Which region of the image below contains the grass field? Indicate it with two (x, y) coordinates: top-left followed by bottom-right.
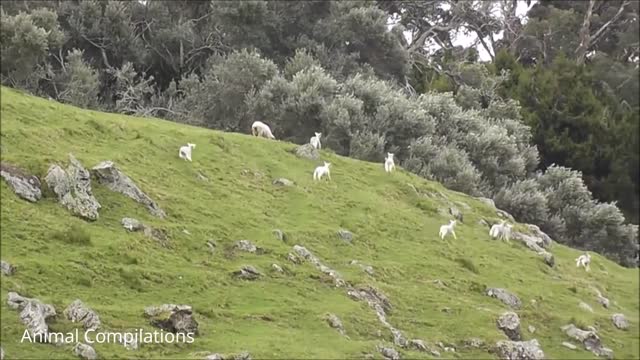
(0, 86), (638, 359)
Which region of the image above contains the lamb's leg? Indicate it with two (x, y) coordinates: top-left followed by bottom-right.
(452, 230), (457, 239)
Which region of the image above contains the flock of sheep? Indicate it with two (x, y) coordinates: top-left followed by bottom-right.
(179, 120), (594, 272)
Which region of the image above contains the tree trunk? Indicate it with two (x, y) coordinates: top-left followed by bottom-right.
(575, 0), (596, 65)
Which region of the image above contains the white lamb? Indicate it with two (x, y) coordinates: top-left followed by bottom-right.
(310, 132), (322, 149)
(576, 253), (591, 272)
(251, 121), (276, 140)
(439, 220), (457, 240)
(178, 143), (196, 162)
(384, 152), (396, 173)
(489, 220), (506, 239)
(490, 220), (512, 242)
(313, 162), (331, 181)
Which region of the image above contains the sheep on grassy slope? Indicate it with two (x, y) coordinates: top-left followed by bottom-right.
(490, 220), (512, 242)
(310, 132), (322, 150)
(384, 153), (395, 173)
(439, 219), (457, 240)
(179, 143), (196, 162)
(576, 253), (591, 271)
(251, 121), (276, 140)
(313, 162), (331, 181)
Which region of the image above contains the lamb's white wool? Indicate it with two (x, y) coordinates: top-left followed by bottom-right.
(251, 121), (276, 140)
(489, 221), (511, 242)
(439, 219), (457, 240)
(178, 143), (196, 162)
(313, 162), (331, 181)
(501, 223), (512, 242)
(576, 253), (591, 271)
(310, 132), (322, 149)
(384, 152), (395, 173)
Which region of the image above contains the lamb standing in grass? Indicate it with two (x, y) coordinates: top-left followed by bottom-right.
(251, 121), (276, 140)
(310, 132), (322, 150)
(490, 220), (512, 242)
(384, 153), (395, 173)
(313, 162), (331, 181)
(178, 143), (196, 162)
(576, 253), (591, 272)
(439, 220), (457, 240)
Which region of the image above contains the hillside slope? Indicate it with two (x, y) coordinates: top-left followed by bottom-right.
(0, 86), (638, 359)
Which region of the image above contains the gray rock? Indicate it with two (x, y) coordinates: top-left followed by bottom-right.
(449, 207), (464, 223)
(579, 301), (594, 313)
(206, 240), (217, 254)
(337, 229), (353, 243)
(486, 288), (522, 309)
(121, 217), (144, 232)
(144, 304), (192, 317)
(143, 226), (169, 246)
(326, 313), (346, 336)
(271, 264), (283, 273)
(7, 292), (56, 342)
(235, 240), (258, 253)
(0, 162), (42, 202)
(73, 343), (97, 360)
(495, 339), (545, 360)
(476, 197), (496, 208)
(234, 351), (252, 360)
(497, 312), (521, 341)
(272, 178), (294, 186)
(349, 260), (374, 276)
(562, 342), (577, 350)
(561, 324), (613, 359)
(64, 299), (101, 331)
(464, 338), (485, 348)
(611, 313), (628, 330)
(233, 265), (261, 280)
(293, 143), (319, 160)
(528, 325), (536, 334)
(45, 154), (101, 221)
(479, 219), (491, 228)
(526, 224), (553, 248)
(377, 345), (400, 360)
(542, 252), (555, 267)
(496, 209), (515, 222)
(91, 161), (165, 218)
(150, 308), (198, 334)
(273, 229), (286, 241)
(1, 260), (15, 276)
(196, 171), (209, 182)
(287, 252), (301, 264)
(204, 354), (224, 360)
(409, 339), (429, 352)
(293, 245), (345, 287)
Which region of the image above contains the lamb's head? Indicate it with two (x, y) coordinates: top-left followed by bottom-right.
(387, 152), (394, 160)
(324, 162), (331, 168)
(450, 219), (457, 226)
(188, 143), (196, 149)
(315, 132), (322, 139)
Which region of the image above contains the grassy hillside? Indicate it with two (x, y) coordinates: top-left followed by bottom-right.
(0, 86), (638, 359)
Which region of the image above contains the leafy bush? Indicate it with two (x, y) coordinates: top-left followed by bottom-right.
(494, 179), (549, 225)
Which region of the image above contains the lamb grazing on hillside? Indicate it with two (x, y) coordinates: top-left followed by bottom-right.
(576, 253), (591, 272)
(178, 143), (196, 162)
(439, 219), (457, 240)
(251, 121), (276, 140)
(490, 220), (512, 242)
(384, 153), (396, 173)
(313, 162), (331, 181)
(310, 132), (322, 150)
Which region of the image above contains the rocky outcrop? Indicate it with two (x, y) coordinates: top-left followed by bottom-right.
(497, 312), (521, 341)
(272, 178), (294, 186)
(7, 292), (56, 342)
(579, 301), (594, 313)
(64, 300), (101, 331)
(1, 260), (15, 276)
(91, 161), (165, 218)
(349, 260), (374, 276)
(593, 288), (610, 308)
(562, 324), (614, 359)
(495, 339), (545, 360)
(337, 229), (354, 243)
(562, 342), (577, 350)
(486, 288), (522, 309)
(121, 217), (144, 232)
(73, 343), (97, 360)
(271, 264), (284, 273)
(204, 351), (252, 360)
(234, 240), (260, 253)
(0, 162), (42, 202)
(511, 232), (555, 267)
(326, 313), (347, 337)
(232, 265), (262, 280)
(611, 314), (628, 330)
(526, 224), (553, 248)
(273, 229), (286, 242)
(45, 154), (101, 221)
(449, 207), (464, 223)
(293, 245), (345, 287)
(147, 305), (198, 335)
(377, 345), (400, 360)
(292, 144), (319, 160)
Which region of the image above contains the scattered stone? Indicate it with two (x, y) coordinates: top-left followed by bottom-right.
(486, 288), (522, 309)
(182, 229), (191, 235)
(204, 354), (224, 360)
(561, 324), (613, 359)
(337, 229), (354, 243)
(64, 299), (101, 331)
(542, 252), (555, 267)
(409, 339), (429, 352)
(1, 260), (15, 276)
(377, 345), (400, 360)
(143, 226), (169, 246)
(91, 161), (165, 218)
(271, 264), (283, 273)
(287, 252), (301, 264)
(496, 209), (515, 222)
(526, 224), (553, 248)
(326, 313), (347, 336)
(593, 288), (610, 308)
(562, 342), (577, 350)
(611, 314), (628, 330)
(363, 354), (375, 360)
(0, 162), (42, 202)
(464, 338), (485, 349)
(495, 339), (545, 360)
(528, 325), (536, 334)
(234, 351), (252, 360)
(196, 171), (209, 182)
(7, 292), (56, 342)
(293, 245), (345, 287)
(234, 240), (258, 253)
(121, 217), (144, 232)
(273, 229), (286, 242)
(430, 350), (441, 357)
(144, 304), (192, 317)
(206, 240), (217, 254)
(292, 143), (319, 160)
(121, 336), (138, 350)
(272, 178), (294, 186)
(349, 260), (375, 276)
(432, 279), (447, 288)
(45, 154), (101, 221)
(579, 301), (594, 313)
(232, 265), (261, 280)
(449, 207), (464, 222)
(479, 219), (491, 228)
(73, 343), (97, 360)
(150, 308), (198, 334)
(497, 312), (521, 341)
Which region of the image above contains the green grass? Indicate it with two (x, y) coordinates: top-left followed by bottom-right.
(0, 86), (638, 359)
